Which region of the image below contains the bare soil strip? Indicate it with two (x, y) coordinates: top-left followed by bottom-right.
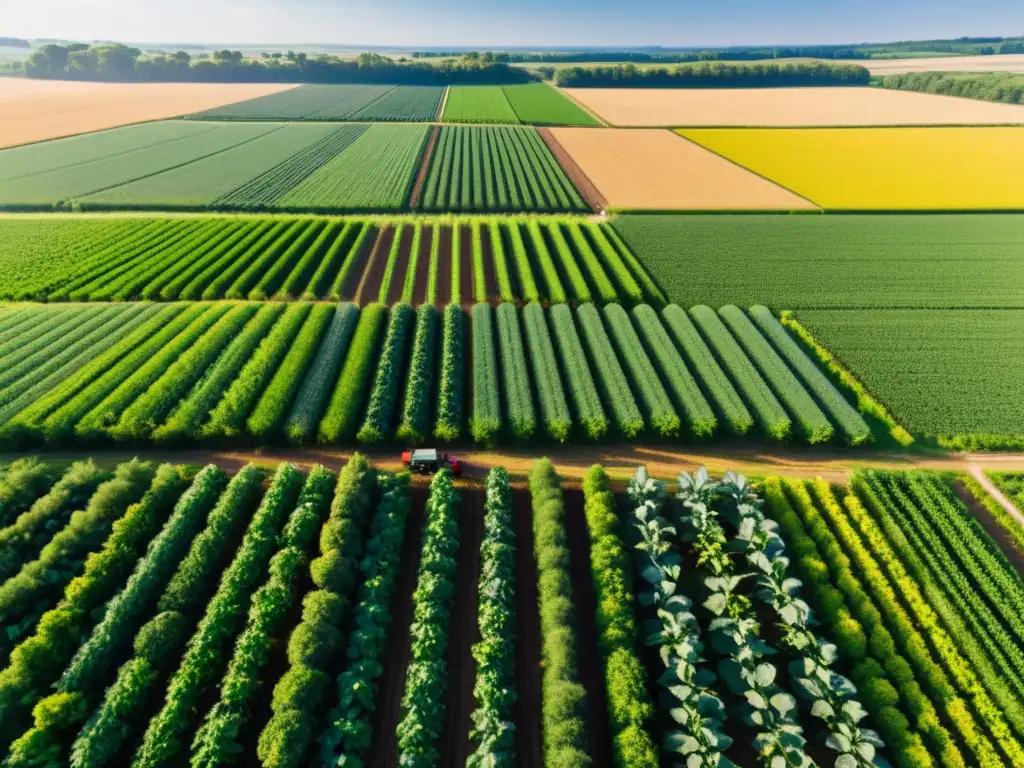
(537, 126), (607, 211)
(354, 226), (394, 306)
(459, 224), (474, 309)
(366, 485), (428, 768)
(480, 226), (499, 305)
(338, 224), (378, 302)
(436, 225), (453, 308)
(562, 487), (614, 767)
(513, 487), (543, 767)
(408, 125), (440, 210)
(386, 226), (413, 305)
(412, 224), (432, 306)
(439, 486), (485, 767)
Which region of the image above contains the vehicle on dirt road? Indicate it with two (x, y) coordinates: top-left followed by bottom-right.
(401, 448), (463, 477)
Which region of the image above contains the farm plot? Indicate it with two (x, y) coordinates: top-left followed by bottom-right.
(0, 76), (296, 148)
(188, 83), (394, 120)
(551, 127), (816, 211)
(279, 124), (429, 211)
(0, 301), (875, 449)
(419, 126), (588, 212)
(352, 86), (445, 121)
(612, 213), (1024, 309)
(0, 121), (280, 207)
(501, 83), (601, 126)
(442, 86), (520, 123)
(560, 84), (1024, 126)
(794, 308), (1024, 449)
(79, 123), (340, 209)
(681, 126), (1024, 210)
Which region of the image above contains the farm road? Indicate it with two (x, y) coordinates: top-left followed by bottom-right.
(969, 465), (1024, 527)
(8, 444), (1024, 485)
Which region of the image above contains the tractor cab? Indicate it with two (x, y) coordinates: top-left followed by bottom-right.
(401, 448), (462, 477)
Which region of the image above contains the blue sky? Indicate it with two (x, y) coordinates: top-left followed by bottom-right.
(5, 0), (1023, 47)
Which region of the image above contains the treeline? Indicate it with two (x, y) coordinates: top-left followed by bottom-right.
(414, 48), (874, 62)
(24, 44), (534, 84)
(556, 60), (871, 88)
(881, 72), (1024, 105)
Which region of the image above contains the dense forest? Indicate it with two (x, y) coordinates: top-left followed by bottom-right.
(555, 60), (871, 88)
(22, 44), (533, 84)
(881, 71), (1024, 104)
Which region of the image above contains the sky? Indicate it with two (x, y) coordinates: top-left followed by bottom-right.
(4, 0), (1023, 48)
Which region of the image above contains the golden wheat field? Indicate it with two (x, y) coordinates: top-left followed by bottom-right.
(680, 126), (1024, 210)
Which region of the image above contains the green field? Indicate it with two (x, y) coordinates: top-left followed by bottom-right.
(612, 214), (1024, 309)
(501, 83), (601, 126)
(350, 85), (444, 121)
(190, 84), (393, 120)
(442, 86), (520, 123)
(796, 308), (1024, 448)
(419, 126), (588, 212)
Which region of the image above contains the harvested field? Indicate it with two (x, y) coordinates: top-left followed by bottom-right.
(560, 85), (1024, 126)
(550, 128), (816, 211)
(0, 78), (297, 149)
(850, 54), (1024, 75)
(683, 126), (1024, 209)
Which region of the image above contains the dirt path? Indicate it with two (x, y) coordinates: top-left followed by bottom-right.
(354, 226), (394, 306)
(439, 486), (485, 767)
(537, 127), (607, 213)
(412, 225), (432, 306)
(952, 478), (1024, 578)
(11, 445), (1024, 485)
(968, 466), (1024, 529)
(513, 487), (543, 767)
(436, 225), (453, 308)
(337, 224), (377, 302)
(409, 125), (440, 210)
(385, 226), (412, 305)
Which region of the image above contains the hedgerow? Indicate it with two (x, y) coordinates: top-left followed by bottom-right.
(434, 304), (466, 442)
(471, 303), (502, 443)
(582, 466), (657, 767)
(397, 305), (440, 444)
(190, 466), (334, 768)
(549, 305), (607, 440)
(397, 469), (460, 766)
(467, 468), (517, 768)
(316, 473), (412, 766)
(133, 463), (304, 768)
(529, 459), (593, 766)
(318, 303), (388, 443)
(358, 303), (415, 443)
(202, 303), (312, 439)
(257, 455), (375, 768)
(284, 302), (360, 444)
(247, 304), (335, 440)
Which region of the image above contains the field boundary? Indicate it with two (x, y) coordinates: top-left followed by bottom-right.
(408, 125), (440, 210)
(553, 85), (609, 127)
(435, 85), (450, 121)
(537, 127), (607, 212)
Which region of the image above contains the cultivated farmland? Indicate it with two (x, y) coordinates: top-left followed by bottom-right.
(501, 83), (601, 126)
(681, 126), (1024, 210)
(560, 84), (1024, 126)
(551, 127), (818, 211)
(189, 84), (393, 120)
(350, 85), (445, 121)
(0, 300), (875, 448)
(419, 126), (588, 212)
(0, 77), (297, 148)
(442, 85), (520, 123)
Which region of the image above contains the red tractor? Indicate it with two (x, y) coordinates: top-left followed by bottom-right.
(401, 448), (463, 477)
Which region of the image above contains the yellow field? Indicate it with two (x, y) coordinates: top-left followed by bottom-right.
(680, 127), (1024, 210)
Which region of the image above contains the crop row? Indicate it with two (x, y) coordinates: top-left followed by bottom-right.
(0, 216), (656, 307)
(0, 300), (875, 449)
(419, 126), (588, 212)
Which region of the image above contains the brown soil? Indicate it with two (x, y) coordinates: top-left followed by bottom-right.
(435, 226), (453, 308)
(513, 488), (543, 767)
(537, 126), (607, 212)
(480, 225), (499, 305)
(355, 226), (394, 306)
(386, 226), (413, 305)
(951, 480), (1024, 578)
(439, 486), (486, 767)
(366, 485), (428, 768)
(337, 224), (378, 302)
(412, 225), (432, 306)
(408, 125), (440, 210)
(0, 79), (298, 149)
(459, 225), (474, 309)
(561, 487), (613, 767)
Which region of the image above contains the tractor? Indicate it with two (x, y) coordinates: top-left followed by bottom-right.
(401, 448), (463, 477)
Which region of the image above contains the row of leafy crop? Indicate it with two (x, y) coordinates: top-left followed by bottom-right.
(419, 125), (589, 213)
(0, 216), (659, 307)
(0, 300), (877, 450)
(629, 466), (886, 768)
(767, 474), (1024, 768)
